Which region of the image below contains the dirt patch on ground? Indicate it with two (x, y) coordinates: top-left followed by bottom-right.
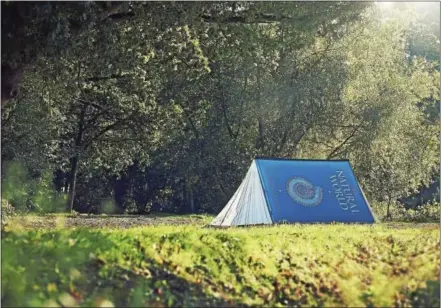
(5, 214), (211, 230)
(6, 216), (438, 231)
(383, 222), (440, 230)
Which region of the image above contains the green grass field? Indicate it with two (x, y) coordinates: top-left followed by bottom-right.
(2, 216), (440, 307)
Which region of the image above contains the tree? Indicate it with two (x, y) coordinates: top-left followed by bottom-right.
(1, 1), (369, 106)
(2, 2), (438, 216)
(1, 1), (132, 104)
(335, 7), (440, 215)
(3, 3), (213, 212)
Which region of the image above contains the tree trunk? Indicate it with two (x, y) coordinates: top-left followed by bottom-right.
(53, 170), (64, 192)
(385, 197), (392, 221)
(63, 177), (69, 193)
(1, 66), (23, 105)
(182, 179), (187, 214)
(67, 155), (79, 213)
(66, 105), (86, 213)
(256, 65), (265, 152)
(189, 185), (195, 213)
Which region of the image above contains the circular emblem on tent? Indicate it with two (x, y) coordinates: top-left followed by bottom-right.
(286, 177), (323, 207)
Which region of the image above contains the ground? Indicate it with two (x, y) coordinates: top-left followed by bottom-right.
(3, 213), (210, 229)
(1, 215), (440, 307)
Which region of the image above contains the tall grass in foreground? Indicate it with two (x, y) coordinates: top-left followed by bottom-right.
(2, 223), (439, 307)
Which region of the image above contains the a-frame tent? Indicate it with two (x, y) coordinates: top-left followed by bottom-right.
(210, 157), (375, 227)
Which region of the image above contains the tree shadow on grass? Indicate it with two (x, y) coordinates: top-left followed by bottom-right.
(2, 229), (237, 307)
(392, 280), (440, 308)
(83, 256), (237, 307)
(407, 280), (440, 308)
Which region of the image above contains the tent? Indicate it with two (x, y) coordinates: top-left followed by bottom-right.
(210, 157), (375, 226)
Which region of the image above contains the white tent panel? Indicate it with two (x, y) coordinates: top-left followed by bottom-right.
(210, 161), (273, 226)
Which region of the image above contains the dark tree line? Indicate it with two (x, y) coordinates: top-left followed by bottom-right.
(1, 2), (439, 214)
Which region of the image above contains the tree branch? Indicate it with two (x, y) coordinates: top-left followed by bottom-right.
(106, 11), (135, 22)
(83, 120), (124, 150)
(220, 99), (237, 139)
(234, 75), (247, 138)
(84, 73), (133, 82)
(200, 13), (309, 24)
(327, 122), (363, 159)
(218, 79), (240, 139)
(78, 98), (105, 110)
(183, 109), (200, 139)
(99, 2), (136, 22)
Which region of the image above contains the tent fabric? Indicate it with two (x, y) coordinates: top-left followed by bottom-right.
(210, 158), (375, 227)
(210, 161), (273, 226)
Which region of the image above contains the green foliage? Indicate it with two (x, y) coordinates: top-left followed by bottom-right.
(406, 3), (440, 63)
(1, 161), (68, 213)
(29, 170), (68, 213)
(2, 2), (439, 214)
(371, 202), (440, 223)
(123, 197), (139, 215)
(2, 221), (439, 307)
(1, 161), (30, 210)
(99, 199), (118, 215)
(1, 199), (17, 229)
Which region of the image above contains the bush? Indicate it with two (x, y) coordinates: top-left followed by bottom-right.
(123, 193), (140, 215)
(2, 161), (68, 214)
(371, 201), (440, 222)
(1, 161), (30, 211)
(1, 199), (17, 229)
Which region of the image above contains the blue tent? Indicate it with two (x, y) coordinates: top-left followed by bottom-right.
(210, 158), (375, 226)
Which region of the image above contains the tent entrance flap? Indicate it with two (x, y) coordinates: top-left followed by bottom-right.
(210, 161), (273, 226)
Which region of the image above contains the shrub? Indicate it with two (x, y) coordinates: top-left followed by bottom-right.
(1, 199), (17, 229)
(371, 201), (440, 222)
(2, 161), (68, 214)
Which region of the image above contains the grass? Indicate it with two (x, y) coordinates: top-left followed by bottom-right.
(3, 214), (212, 230)
(2, 217), (440, 307)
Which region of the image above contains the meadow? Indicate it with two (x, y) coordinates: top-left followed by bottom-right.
(2, 215), (439, 307)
